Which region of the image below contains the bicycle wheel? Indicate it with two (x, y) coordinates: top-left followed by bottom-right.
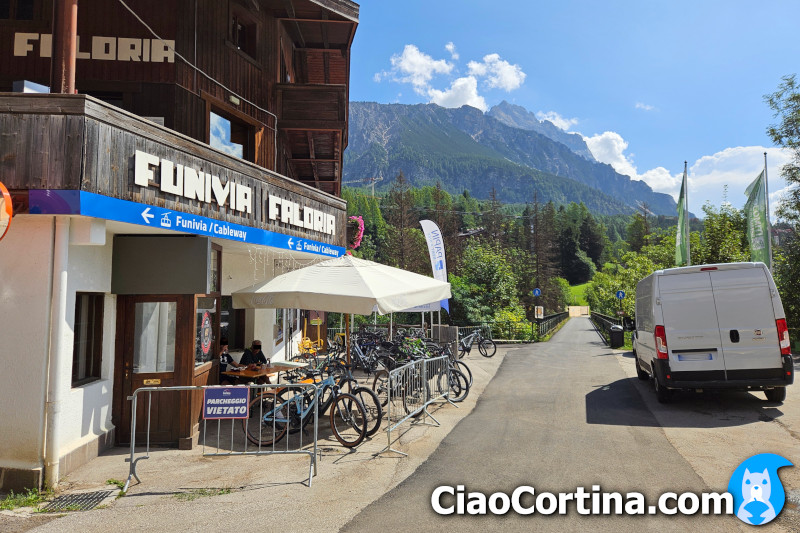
(372, 370), (390, 406)
(438, 368), (469, 402)
(351, 386), (383, 437)
(478, 338), (497, 357)
(243, 393), (288, 447)
(276, 388), (315, 434)
(453, 360), (473, 388)
(329, 393), (367, 447)
(402, 372), (430, 417)
(321, 358), (347, 381)
(456, 342), (467, 359)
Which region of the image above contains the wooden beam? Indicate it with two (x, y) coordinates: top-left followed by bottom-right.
(281, 0), (305, 48)
(277, 17), (356, 24)
(307, 131), (320, 188)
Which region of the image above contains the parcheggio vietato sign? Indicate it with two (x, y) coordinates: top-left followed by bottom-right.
(203, 387), (249, 419)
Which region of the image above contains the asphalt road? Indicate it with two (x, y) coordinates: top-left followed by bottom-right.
(342, 317), (748, 532)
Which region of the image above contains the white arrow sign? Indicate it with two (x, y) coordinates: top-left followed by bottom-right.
(141, 207), (154, 224)
(287, 237), (294, 248)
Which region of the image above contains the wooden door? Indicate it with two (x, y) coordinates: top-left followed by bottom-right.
(115, 295), (188, 444)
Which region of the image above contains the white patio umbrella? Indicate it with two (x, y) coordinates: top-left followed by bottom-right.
(231, 255), (451, 363)
(232, 255), (451, 315)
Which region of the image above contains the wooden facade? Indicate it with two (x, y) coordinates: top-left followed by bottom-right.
(0, 94), (347, 244)
(0, 0), (358, 195)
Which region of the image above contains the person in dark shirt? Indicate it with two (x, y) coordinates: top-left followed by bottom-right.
(219, 340), (243, 385)
(240, 340), (268, 366)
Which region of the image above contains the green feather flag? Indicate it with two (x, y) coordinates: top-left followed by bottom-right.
(744, 170), (771, 265)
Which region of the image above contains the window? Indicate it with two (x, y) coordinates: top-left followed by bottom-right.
(72, 293), (104, 386)
(133, 301), (176, 373)
(0, 0), (36, 20)
(229, 5), (257, 59)
(210, 110), (252, 161)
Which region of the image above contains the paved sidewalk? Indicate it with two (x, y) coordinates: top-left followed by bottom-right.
(0, 348), (508, 533)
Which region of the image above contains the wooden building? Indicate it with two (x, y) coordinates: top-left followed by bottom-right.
(0, 0), (358, 491)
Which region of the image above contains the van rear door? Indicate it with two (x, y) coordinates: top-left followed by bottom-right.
(709, 267), (782, 378)
(658, 271), (726, 379)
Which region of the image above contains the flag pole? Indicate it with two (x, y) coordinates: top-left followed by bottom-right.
(684, 161), (690, 266)
(764, 152), (773, 272)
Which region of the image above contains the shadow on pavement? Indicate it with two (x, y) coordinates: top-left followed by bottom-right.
(586, 377), (785, 429)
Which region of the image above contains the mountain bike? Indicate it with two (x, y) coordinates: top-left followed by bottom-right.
(243, 374), (368, 448)
(457, 329), (496, 358)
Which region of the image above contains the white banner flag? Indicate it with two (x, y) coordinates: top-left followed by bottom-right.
(420, 220), (449, 312)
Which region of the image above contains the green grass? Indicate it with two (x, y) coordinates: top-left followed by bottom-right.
(0, 488), (51, 510)
(174, 488), (232, 502)
(106, 479), (125, 490)
(568, 283), (590, 306)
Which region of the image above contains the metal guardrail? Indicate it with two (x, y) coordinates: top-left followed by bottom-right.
(590, 312), (620, 344)
(124, 383), (319, 491)
(381, 355), (452, 456)
(537, 312), (570, 338)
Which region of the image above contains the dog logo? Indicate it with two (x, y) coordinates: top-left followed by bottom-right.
(728, 453), (792, 525)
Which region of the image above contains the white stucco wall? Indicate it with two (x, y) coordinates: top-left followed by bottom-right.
(0, 215), (116, 476)
(0, 216), (54, 470)
(59, 226), (115, 455)
(221, 251), (307, 361)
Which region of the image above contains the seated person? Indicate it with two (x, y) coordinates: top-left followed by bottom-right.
(219, 340), (244, 385)
(239, 340), (270, 384)
(240, 340), (268, 366)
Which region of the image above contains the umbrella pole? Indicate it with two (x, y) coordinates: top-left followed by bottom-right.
(345, 313), (351, 366)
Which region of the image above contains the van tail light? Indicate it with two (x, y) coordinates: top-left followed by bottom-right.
(777, 319), (791, 356)
(655, 325), (669, 359)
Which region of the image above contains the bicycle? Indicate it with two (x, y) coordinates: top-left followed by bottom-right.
(457, 329), (497, 358)
(284, 356), (383, 438)
(243, 374), (368, 448)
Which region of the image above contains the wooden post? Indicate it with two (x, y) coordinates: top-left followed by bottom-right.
(50, 0), (79, 94)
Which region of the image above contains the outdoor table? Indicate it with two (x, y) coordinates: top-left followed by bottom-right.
(222, 362), (307, 383)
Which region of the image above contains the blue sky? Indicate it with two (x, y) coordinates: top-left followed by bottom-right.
(349, 1), (800, 219)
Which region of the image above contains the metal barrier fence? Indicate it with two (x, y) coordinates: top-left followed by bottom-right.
(124, 382), (319, 491)
(589, 311), (619, 343)
(537, 312), (570, 338)
(381, 355), (452, 456)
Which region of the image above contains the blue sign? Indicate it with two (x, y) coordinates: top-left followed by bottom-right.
(203, 387), (250, 419)
(31, 191), (345, 258)
(533, 288), (542, 297)
(616, 290), (626, 299)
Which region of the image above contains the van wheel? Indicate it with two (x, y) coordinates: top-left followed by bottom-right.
(653, 371), (672, 404)
(765, 388), (786, 403)
(635, 357), (649, 380)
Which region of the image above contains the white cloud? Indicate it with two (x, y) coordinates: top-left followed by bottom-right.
(376, 44), (525, 110)
(388, 44), (453, 94)
(584, 131), (638, 178)
(467, 53), (526, 91)
(427, 76), (487, 112)
(583, 131), (792, 220)
(536, 111), (579, 131)
(445, 42), (459, 60)
(635, 102), (655, 111)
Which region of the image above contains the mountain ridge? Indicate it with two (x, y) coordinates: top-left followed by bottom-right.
(344, 101), (677, 216)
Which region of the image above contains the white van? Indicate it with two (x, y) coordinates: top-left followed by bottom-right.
(634, 262), (793, 403)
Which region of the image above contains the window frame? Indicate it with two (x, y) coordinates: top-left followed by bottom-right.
(72, 292), (105, 387)
(228, 1), (259, 61)
(0, 0), (41, 22)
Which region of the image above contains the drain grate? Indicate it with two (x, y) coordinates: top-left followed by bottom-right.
(42, 490), (115, 512)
